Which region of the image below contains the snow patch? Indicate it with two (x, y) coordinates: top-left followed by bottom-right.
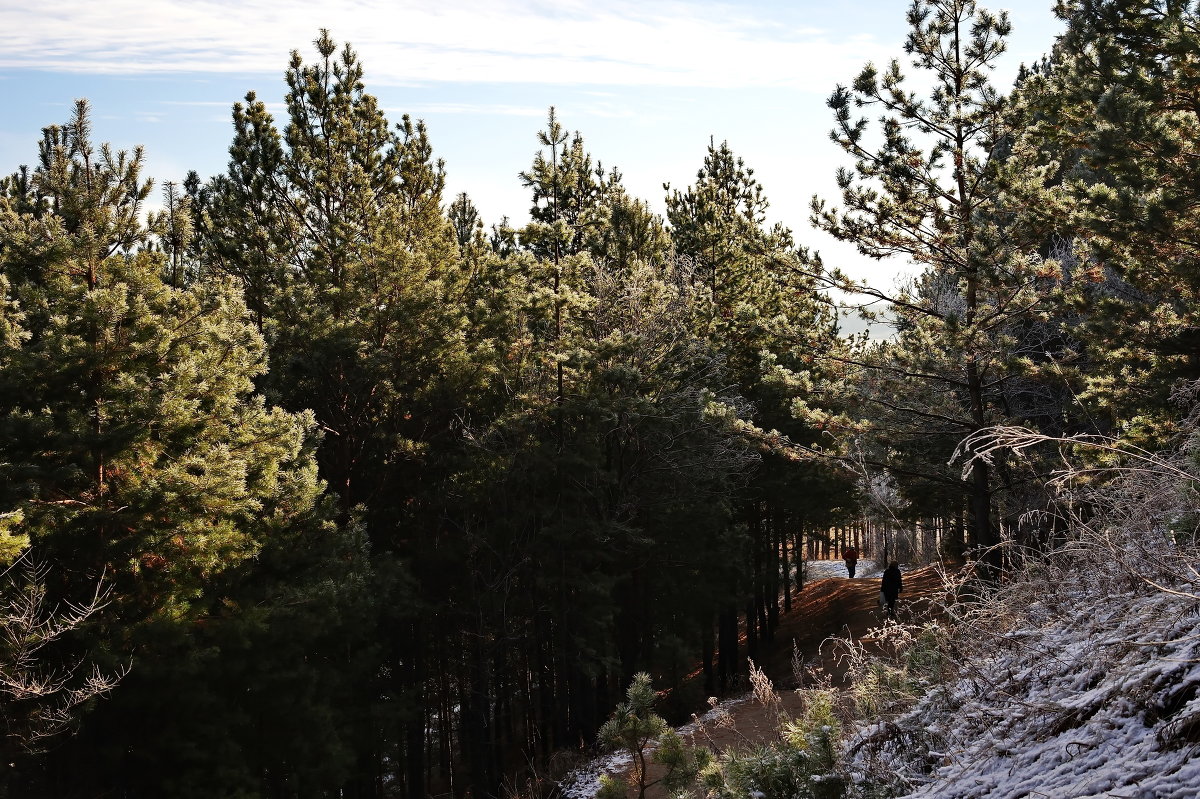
(848, 568), (1200, 799)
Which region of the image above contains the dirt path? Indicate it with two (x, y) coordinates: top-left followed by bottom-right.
(767, 564), (947, 688)
(599, 563), (950, 799)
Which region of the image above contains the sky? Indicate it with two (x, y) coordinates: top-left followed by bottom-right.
(0, 0), (1066, 286)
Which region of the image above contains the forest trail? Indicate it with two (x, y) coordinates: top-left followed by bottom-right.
(768, 562), (948, 689)
(591, 563), (950, 799)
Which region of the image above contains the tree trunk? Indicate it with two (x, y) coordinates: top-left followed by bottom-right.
(702, 620), (716, 696)
(717, 606), (738, 693)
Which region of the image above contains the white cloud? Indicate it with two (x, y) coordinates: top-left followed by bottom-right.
(383, 102), (546, 117)
(161, 99), (287, 113)
(0, 0), (890, 91)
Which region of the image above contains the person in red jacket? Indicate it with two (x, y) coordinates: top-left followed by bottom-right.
(842, 545), (859, 579)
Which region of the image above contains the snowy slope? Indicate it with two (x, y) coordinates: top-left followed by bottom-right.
(558, 551), (1200, 798)
(849, 559), (1200, 799)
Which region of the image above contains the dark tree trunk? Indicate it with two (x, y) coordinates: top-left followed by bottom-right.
(464, 632), (496, 799)
(781, 518), (792, 614)
(702, 619), (716, 696)
(717, 606), (738, 693)
(402, 619), (427, 799)
(745, 597), (758, 663)
(766, 509), (780, 636)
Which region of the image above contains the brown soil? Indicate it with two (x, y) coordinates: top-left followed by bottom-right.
(614, 563), (950, 799)
(769, 564), (947, 689)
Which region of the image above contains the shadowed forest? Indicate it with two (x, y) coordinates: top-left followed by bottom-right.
(3, 1), (1200, 797)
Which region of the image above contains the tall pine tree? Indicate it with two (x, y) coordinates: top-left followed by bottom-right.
(0, 99), (346, 795)
(811, 0), (1065, 570)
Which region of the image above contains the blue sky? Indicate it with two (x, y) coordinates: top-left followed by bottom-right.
(0, 0), (1064, 285)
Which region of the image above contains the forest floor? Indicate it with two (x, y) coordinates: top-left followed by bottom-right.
(564, 551), (1200, 799)
(559, 560), (951, 799)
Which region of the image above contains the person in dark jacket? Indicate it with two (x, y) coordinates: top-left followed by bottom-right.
(881, 561), (902, 619)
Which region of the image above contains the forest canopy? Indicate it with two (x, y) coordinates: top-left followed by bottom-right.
(3, 1), (1199, 797)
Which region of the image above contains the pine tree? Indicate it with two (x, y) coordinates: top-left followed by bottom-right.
(810, 0), (1064, 571)
(448, 190), (483, 251)
(584, 183), (670, 272)
(192, 32), (479, 797)
(1017, 0), (1200, 443)
(667, 139), (785, 306)
(668, 138), (858, 675)
(597, 673), (707, 799)
(420, 116), (766, 786)
(0, 99), (322, 624)
(519, 107), (612, 260)
(0, 100), (336, 791)
(198, 31), (467, 523)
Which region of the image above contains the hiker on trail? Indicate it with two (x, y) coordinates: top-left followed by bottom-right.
(881, 561), (902, 618)
(842, 545), (859, 578)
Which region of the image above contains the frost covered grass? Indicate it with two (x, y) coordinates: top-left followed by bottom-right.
(558, 530), (1200, 798)
(680, 535), (1200, 799)
(847, 535), (1200, 799)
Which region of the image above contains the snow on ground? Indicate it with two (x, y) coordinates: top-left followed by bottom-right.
(559, 555), (1200, 798)
(804, 558), (883, 582)
(849, 562), (1200, 799)
(557, 745), (631, 799)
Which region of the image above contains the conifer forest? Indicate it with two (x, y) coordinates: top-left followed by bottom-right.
(4, 1), (1200, 797)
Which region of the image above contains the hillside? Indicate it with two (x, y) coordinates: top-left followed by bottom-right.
(848, 554), (1200, 798)
(563, 550), (1200, 799)
(560, 560), (949, 798)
